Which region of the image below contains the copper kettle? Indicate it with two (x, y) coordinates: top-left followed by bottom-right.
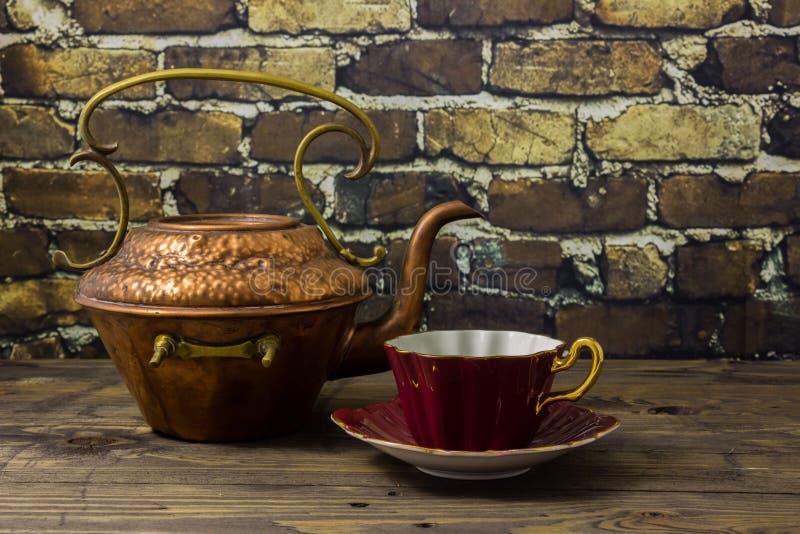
(56, 69), (481, 442)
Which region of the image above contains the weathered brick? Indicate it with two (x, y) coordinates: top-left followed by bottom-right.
(55, 230), (116, 267)
(336, 172), (470, 228)
(6, 0), (67, 30)
(488, 177), (647, 232)
(4, 168), (161, 221)
(491, 41), (663, 96)
(595, 0), (745, 29)
(73, 0), (237, 33)
(0, 279), (85, 335)
(425, 109), (575, 165)
(694, 37), (800, 94)
(602, 244), (668, 300)
(341, 40), (482, 96)
(9, 336), (65, 360)
(365, 173), (426, 226)
(0, 228), (52, 277)
(0, 105), (73, 159)
(249, 0), (410, 34)
(253, 110), (416, 163)
(556, 304), (681, 355)
(769, 0), (800, 26)
(659, 173), (800, 228)
(676, 241), (762, 298)
(385, 236), (461, 293)
(722, 299), (800, 354)
(164, 47), (335, 100)
(175, 171), (322, 222)
(91, 110), (241, 164)
(586, 105), (760, 162)
(1, 45), (156, 99)
(0, 4), (9, 29)
(766, 107), (800, 159)
(429, 293), (548, 333)
(176, 172), (261, 215)
(259, 174), (323, 222)
(418, 0), (571, 26)
(786, 235), (800, 286)
(472, 240), (561, 294)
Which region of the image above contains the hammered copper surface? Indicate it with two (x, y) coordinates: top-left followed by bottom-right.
(77, 214), (369, 307)
(90, 305), (357, 442)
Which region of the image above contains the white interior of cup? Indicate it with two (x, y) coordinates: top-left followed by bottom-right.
(387, 330), (564, 358)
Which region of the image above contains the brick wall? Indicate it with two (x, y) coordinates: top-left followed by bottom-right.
(1, 0), (799, 360)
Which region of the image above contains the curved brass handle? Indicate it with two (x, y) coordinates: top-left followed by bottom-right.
(536, 337), (604, 414)
(52, 149), (130, 270)
(149, 333), (280, 369)
(57, 68), (386, 271)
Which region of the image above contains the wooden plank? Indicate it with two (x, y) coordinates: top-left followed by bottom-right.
(0, 484), (797, 533)
(1, 360), (798, 531)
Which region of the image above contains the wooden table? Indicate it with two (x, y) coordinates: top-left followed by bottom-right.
(0, 360), (797, 532)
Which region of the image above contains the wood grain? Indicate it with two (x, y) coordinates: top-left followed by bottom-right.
(0, 359), (798, 532)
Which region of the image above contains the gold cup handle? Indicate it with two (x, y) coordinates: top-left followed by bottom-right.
(149, 333), (281, 369)
(536, 337), (604, 414)
(54, 68), (387, 271)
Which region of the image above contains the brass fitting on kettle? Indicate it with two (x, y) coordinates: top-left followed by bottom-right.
(150, 333), (280, 369)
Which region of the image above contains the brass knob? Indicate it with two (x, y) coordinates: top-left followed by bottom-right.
(257, 335), (281, 368)
(150, 334), (177, 368)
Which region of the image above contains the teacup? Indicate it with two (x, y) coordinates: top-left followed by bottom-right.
(384, 330), (603, 451)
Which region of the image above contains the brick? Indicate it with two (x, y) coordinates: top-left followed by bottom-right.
(1, 45), (156, 99)
(694, 37), (800, 94)
(73, 0), (236, 33)
(174, 171), (322, 222)
(55, 230), (116, 267)
(769, 0), (800, 26)
(6, 0), (67, 30)
(424, 109), (575, 165)
(786, 235), (800, 286)
(336, 172), (470, 227)
(722, 299), (800, 354)
(0, 105), (73, 159)
(676, 241), (762, 298)
(0, 4), (7, 29)
(164, 47), (335, 100)
(659, 173), (800, 228)
(766, 107), (800, 159)
(602, 244), (667, 300)
(595, 0), (745, 29)
(586, 105), (760, 162)
(4, 168), (161, 221)
(91, 110), (241, 164)
(249, 0), (410, 34)
(10, 336), (65, 360)
(253, 110), (416, 163)
(175, 172), (261, 215)
(488, 177), (647, 232)
(385, 236), (461, 293)
(556, 304), (680, 355)
(677, 304), (725, 353)
(0, 228), (52, 277)
(428, 293), (548, 333)
(491, 41), (663, 96)
(0, 279), (85, 335)
(472, 240), (561, 295)
(341, 40), (482, 96)
(418, 0), (571, 26)
(259, 174), (324, 222)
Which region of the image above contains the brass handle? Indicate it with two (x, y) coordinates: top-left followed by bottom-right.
(149, 333), (280, 369)
(536, 337), (604, 414)
(54, 68), (387, 271)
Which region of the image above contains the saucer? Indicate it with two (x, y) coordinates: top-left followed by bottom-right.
(331, 398), (620, 480)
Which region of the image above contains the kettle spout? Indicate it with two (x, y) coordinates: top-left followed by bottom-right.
(332, 201), (482, 378)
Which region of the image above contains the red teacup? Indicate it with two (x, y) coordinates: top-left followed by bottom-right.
(384, 330), (603, 451)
